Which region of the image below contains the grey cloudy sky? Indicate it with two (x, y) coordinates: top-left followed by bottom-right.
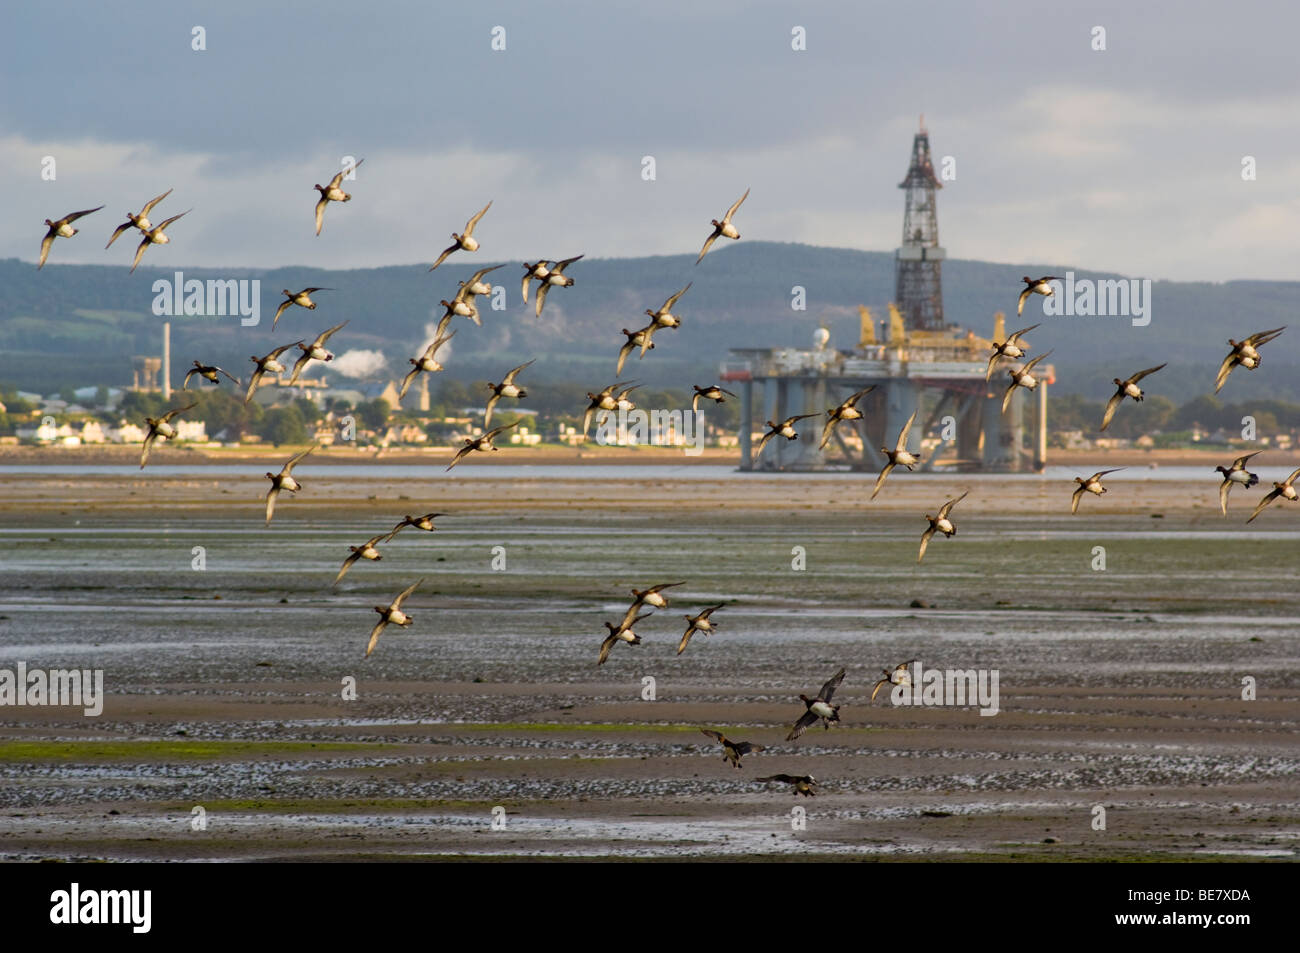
(5, 0), (1298, 281)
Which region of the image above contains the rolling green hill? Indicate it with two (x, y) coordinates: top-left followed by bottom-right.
(2, 243), (1295, 403)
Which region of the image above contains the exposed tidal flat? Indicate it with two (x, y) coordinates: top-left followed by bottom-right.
(0, 466), (1296, 861)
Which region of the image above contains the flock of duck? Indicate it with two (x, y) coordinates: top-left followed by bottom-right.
(49, 171), (758, 482)
(39, 172), (1299, 798)
(43, 176), (780, 664)
(990, 290), (1293, 527)
(698, 661), (926, 796)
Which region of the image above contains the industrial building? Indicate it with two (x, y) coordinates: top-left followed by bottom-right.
(723, 119), (1051, 472)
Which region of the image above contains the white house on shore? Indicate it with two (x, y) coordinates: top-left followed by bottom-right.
(109, 423), (146, 444)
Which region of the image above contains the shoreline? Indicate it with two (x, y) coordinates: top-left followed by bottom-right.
(0, 444), (1293, 469)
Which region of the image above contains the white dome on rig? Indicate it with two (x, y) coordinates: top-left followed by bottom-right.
(813, 326), (830, 350)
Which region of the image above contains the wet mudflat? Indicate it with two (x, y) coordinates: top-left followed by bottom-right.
(0, 470), (1296, 860)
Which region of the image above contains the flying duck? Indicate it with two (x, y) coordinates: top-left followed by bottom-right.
(871, 660), (917, 702)
(106, 189), (173, 249)
(871, 410), (921, 501)
(787, 667), (846, 741)
(755, 774), (817, 797)
(387, 512), (447, 537)
(273, 288), (332, 330)
(616, 325), (660, 376)
(245, 341), (302, 403)
(621, 581), (687, 626)
(755, 413), (819, 459)
(314, 159), (363, 236)
(696, 188), (749, 265)
(1001, 350), (1053, 414)
(819, 386), (877, 450)
(581, 384), (621, 437)
(445, 294), (479, 328)
(129, 211), (189, 273)
(287, 321), (348, 385)
(699, 728), (763, 769)
(484, 359), (535, 428)
(691, 384), (736, 412)
(534, 254), (583, 317)
(1216, 451), (1263, 516)
(432, 305), (466, 342)
(429, 200), (492, 271)
(1215, 327), (1286, 393)
(446, 421), (519, 471)
(917, 491), (968, 563)
(646, 283), (691, 329)
(400, 330), (455, 401)
(1246, 466), (1300, 523)
(613, 383), (640, 413)
(520, 261), (550, 304)
(597, 612), (652, 666)
(444, 300), (478, 332)
(38, 206), (104, 268)
(582, 383), (638, 435)
(986, 323), (1039, 381)
(365, 578), (422, 657)
(458, 263), (505, 299)
(183, 361), (240, 389)
(139, 402), (197, 469)
(1100, 364), (1166, 432)
(334, 531), (395, 586)
(447, 264), (504, 326)
(1070, 468), (1124, 515)
(440, 294), (479, 326)
(678, 603), (725, 655)
(264, 444), (317, 524)
(1017, 276), (1062, 316)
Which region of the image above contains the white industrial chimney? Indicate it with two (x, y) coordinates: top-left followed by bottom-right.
(162, 322), (171, 400)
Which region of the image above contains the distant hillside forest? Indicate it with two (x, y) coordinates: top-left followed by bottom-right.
(1049, 392), (1300, 442)
(3, 241), (1297, 407)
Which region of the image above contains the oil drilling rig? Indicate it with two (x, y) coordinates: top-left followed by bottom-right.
(724, 118), (1050, 472)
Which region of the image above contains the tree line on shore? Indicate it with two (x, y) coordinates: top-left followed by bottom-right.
(4, 379), (1295, 447)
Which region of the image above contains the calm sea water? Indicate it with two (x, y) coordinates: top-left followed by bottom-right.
(0, 463), (1292, 482)
(1, 504), (1297, 688)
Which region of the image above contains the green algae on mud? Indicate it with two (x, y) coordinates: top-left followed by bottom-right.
(452, 722), (705, 733)
(6, 511), (1297, 617)
(443, 722), (883, 736)
(361, 851), (1288, 863)
(160, 797), (502, 814)
(0, 740), (388, 762)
